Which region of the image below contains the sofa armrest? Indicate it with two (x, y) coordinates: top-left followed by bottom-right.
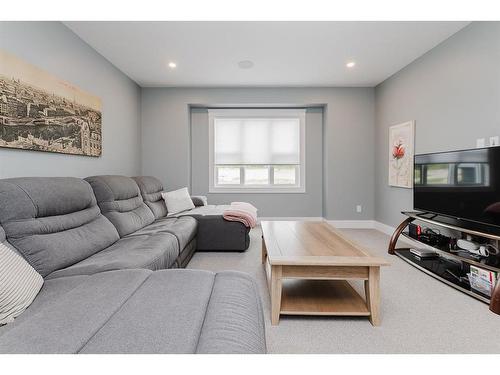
(191, 195), (208, 207)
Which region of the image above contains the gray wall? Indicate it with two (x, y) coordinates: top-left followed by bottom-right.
(5, 22), (492, 223)
(374, 22), (500, 227)
(0, 22), (141, 178)
(141, 87), (375, 219)
(190, 107), (323, 217)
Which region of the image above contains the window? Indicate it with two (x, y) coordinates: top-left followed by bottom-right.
(416, 162), (490, 187)
(425, 163), (450, 185)
(457, 163), (489, 186)
(208, 108), (306, 193)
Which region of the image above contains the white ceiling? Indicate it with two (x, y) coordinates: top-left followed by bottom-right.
(65, 21), (470, 87)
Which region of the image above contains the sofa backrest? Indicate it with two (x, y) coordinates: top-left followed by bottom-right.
(85, 175), (155, 237)
(132, 176), (167, 220)
(0, 177), (120, 277)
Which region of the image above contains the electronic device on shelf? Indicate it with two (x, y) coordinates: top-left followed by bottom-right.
(457, 239), (480, 252)
(410, 226), (451, 248)
(408, 223), (421, 238)
(410, 248), (439, 259)
(457, 242), (500, 257)
(479, 244), (500, 256)
(389, 212), (500, 313)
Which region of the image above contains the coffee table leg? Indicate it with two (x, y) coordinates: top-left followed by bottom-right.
(365, 266), (381, 326)
(270, 265), (282, 325)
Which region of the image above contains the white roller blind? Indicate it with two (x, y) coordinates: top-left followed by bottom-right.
(214, 117), (301, 165)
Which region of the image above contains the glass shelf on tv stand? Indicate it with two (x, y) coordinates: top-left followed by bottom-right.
(400, 232), (500, 273)
(393, 248), (492, 304)
(389, 211), (500, 309)
(402, 211), (500, 241)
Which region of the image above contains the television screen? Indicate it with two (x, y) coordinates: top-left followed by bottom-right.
(414, 147), (500, 229)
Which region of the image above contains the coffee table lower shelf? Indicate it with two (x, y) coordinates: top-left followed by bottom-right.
(280, 279), (370, 316)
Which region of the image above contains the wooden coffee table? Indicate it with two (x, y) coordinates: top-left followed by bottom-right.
(261, 221), (389, 326)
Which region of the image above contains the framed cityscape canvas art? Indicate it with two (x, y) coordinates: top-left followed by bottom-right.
(388, 121), (415, 188)
(0, 49), (102, 156)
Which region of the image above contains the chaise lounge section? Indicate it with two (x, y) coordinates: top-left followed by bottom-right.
(0, 176), (265, 354)
(133, 176), (251, 251)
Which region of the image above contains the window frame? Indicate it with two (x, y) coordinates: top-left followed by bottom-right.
(208, 108), (306, 193)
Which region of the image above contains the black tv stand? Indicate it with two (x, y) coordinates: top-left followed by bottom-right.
(388, 211), (500, 315)
(416, 212), (438, 220)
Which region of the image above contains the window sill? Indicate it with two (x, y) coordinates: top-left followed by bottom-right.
(209, 187), (306, 194)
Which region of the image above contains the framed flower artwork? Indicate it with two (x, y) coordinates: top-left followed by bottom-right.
(388, 121), (415, 188)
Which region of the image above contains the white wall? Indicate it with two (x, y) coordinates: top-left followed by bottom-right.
(141, 87), (375, 219)
(0, 22), (142, 178)
(374, 22), (500, 227)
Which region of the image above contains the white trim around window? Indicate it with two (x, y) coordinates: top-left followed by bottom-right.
(208, 108), (306, 193)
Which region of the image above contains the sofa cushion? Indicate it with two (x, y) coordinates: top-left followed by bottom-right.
(85, 175), (155, 237)
(0, 273), (88, 336)
(0, 269), (151, 353)
(195, 271), (266, 354)
(46, 231), (179, 279)
(78, 269), (216, 353)
(0, 269), (266, 354)
(130, 216), (197, 250)
(0, 178), (120, 277)
(132, 176), (168, 219)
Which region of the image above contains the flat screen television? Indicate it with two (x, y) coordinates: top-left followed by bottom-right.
(414, 146), (500, 231)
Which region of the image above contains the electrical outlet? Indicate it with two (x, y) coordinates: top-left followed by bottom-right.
(356, 205), (362, 213)
(476, 138), (486, 148)
(490, 136), (499, 147)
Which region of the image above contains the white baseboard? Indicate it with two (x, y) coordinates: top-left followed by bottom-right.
(373, 221), (396, 235)
(327, 219), (406, 239)
(372, 221), (416, 246)
(257, 217), (407, 240)
(328, 219), (418, 250)
(257, 217), (324, 224)
(326, 220), (375, 229)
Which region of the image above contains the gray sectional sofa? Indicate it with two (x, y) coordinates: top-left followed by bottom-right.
(0, 176), (265, 354)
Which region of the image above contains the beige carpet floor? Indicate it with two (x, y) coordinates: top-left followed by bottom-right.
(188, 225), (500, 353)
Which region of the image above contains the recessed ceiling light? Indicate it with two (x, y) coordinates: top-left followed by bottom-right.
(346, 61), (356, 68)
(168, 62), (177, 69)
(238, 60), (254, 69)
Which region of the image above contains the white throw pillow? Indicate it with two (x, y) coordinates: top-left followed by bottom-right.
(161, 187), (195, 215)
(0, 241), (44, 325)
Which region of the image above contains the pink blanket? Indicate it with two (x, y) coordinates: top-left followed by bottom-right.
(223, 202), (258, 228)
